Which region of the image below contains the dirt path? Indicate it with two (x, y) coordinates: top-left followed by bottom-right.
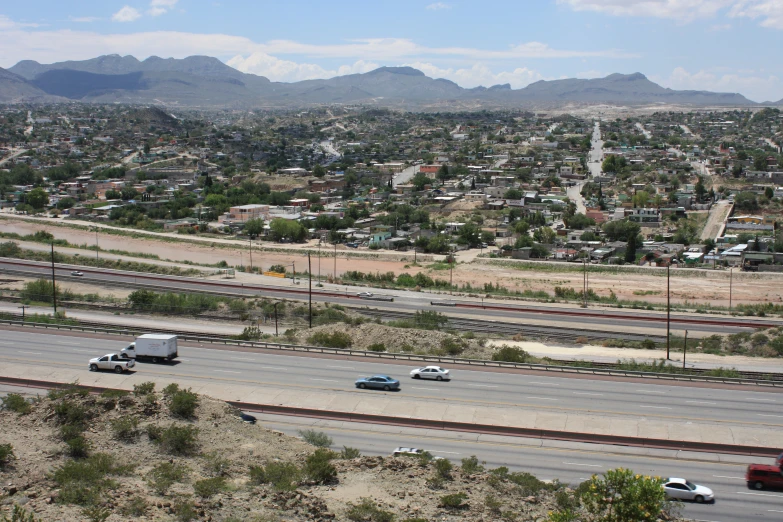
(701, 200), (732, 241)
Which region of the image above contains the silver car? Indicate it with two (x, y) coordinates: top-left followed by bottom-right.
(663, 478), (714, 503)
(410, 366), (450, 381)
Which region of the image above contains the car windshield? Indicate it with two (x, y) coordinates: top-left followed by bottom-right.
(685, 481), (697, 490)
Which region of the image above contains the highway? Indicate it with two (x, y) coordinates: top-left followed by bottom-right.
(259, 415), (782, 522)
(1, 258), (775, 338)
(1, 329), (782, 430)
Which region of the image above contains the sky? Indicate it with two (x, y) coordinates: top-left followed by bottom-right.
(1, 0), (782, 102)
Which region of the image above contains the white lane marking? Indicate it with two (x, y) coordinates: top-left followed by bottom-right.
(564, 462), (602, 467)
(639, 406), (671, 409)
(529, 382), (560, 386)
(230, 357), (255, 361)
(769, 509), (783, 513)
(737, 491), (783, 498)
(434, 450), (461, 454)
(686, 401), (717, 405)
(262, 366), (285, 370)
(712, 475), (745, 480)
(527, 396), (558, 401)
(635, 390), (665, 394)
(747, 398), (776, 402)
(312, 379), (338, 383)
(57, 341), (81, 345)
(468, 384), (498, 388)
(757, 414), (783, 418)
(412, 387), (439, 391)
(72, 349), (93, 353)
(213, 370), (240, 374)
(17, 351), (41, 354)
(328, 365), (355, 369)
(573, 392), (604, 396)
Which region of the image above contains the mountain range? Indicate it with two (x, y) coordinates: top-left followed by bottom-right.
(0, 54), (777, 109)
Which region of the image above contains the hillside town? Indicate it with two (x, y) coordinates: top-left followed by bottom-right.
(1, 104), (782, 271)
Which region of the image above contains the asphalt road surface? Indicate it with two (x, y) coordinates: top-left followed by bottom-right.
(1, 329), (782, 430)
(1, 259), (773, 338)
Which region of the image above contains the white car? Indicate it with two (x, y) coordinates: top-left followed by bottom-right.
(71, 271), (84, 276)
(663, 478), (714, 503)
(89, 353), (136, 374)
(392, 447), (443, 460)
(410, 366), (450, 381)
(356, 292), (373, 298)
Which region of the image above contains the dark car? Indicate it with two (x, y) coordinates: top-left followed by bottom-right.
(355, 375), (400, 391)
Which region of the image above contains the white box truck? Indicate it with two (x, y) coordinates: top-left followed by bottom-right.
(120, 334), (178, 363)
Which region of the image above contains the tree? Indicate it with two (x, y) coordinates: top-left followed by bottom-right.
(533, 226), (556, 244)
(25, 188), (48, 210)
(625, 234), (637, 263)
(436, 165), (450, 181)
(411, 173), (432, 191)
(504, 188), (523, 200)
(244, 218), (264, 239)
(120, 187), (139, 201)
(105, 189), (122, 200)
(734, 191), (759, 212)
(753, 154), (768, 171)
(312, 165), (326, 178)
(269, 218), (307, 242)
(143, 142), (151, 155)
(764, 186), (774, 199)
(694, 176), (706, 203)
(632, 190), (650, 208)
(564, 213), (595, 230)
(603, 220), (640, 242)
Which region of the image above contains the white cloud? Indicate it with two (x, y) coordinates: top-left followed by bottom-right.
(709, 23), (733, 29)
(653, 66), (781, 101)
(112, 6), (142, 23)
(426, 2), (452, 10)
(68, 16), (100, 23)
(404, 62), (545, 89)
(148, 0), (179, 16)
(559, 0), (783, 28)
(227, 52), (379, 82)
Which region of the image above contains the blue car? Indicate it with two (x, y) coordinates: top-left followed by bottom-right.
(355, 375), (400, 391)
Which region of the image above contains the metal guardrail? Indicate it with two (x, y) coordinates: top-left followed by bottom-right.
(2, 317), (782, 387)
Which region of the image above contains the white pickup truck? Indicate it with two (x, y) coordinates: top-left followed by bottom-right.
(89, 353), (136, 373)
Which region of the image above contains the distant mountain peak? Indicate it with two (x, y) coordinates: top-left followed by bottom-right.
(605, 72), (647, 81)
(368, 66), (425, 77)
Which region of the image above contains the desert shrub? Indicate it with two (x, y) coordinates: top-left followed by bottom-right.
(111, 417), (140, 442)
(133, 382), (156, 396)
(640, 339), (656, 350)
(508, 471), (557, 495)
(174, 499), (198, 522)
(555, 489), (579, 511)
(340, 446), (361, 459)
(1, 393), (31, 414)
(439, 337), (464, 356)
(304, 448), (337, 484)
(162, 383), (181, 397)
(150, 424), (199, 456)
(345, 498), (395, 522)
(434, 458), (453, 480)
(65, 435), (90, 458)
(485, 494), (502, 514)
(0, 505), (41, 522)
(298, 429), (333, 448)
(0, 443), (14, 469)
(367, 343), (386, 352)
(168, 388), (199, 419)
(47, 383), (89, 400)
(440, 492), (468, 509)
(81, 505), (110, 522)
(307, 331), (353, 348)
(203, 452), (231, 477)
(53, 453), (130, 506)
(99, 389), (129, 399)
(54, 400), (89, 427)
(460, 455), (484, 474)
(147, 462), (188, 495)
(250, 461), (300, 491)
(194, 476), (227, 498)
(120, 496), (148, 516)
(492, 346), (530, 363)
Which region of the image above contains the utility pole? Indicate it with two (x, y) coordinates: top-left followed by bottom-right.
(682, 330), (688, 370)
(583, 258), (587, 308)
(449, 249), (454, 294)
(249, 238), (253, 272)
(273, 303), (279, 337)
(317, 241), (321, 286)
(333, 243), (337, 281)
(308, 253), (312, 329)
(666, 264), (671, 360)
(292, 262), (295, 285)
(50, 243), (57, 315)
(729, 267), (733, 312)
(95, 228), (99, 262)
(18, 305), (29, 320)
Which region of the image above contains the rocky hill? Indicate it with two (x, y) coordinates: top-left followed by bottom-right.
(3, 54), (758, 109)
(0, 383), (580, 522)
(0, 67), (60, 103)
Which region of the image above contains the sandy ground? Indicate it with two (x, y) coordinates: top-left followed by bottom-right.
(2, 217), (782, 308)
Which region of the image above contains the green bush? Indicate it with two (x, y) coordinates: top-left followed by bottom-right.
(174, 499), (198, 522)
(54, 400), (89, 427)
(484, 494), (502, 514)
(162, 383), (181, 397)
(1, 393), (31, 414)
(20, 279), (59, 304)
(340, 446), (361, 459)
(47, 384), (89, 400)
(81, 505), (111, 522)
(440, 492), (468, 509)
(0, 505), (41, 522)
(150, 424), (200, 456)
(298, 429), (333, 448)
(460, 455), (484, 474)
(53, 453), (129, 506)
(345, 498), (395, 522)
(147, 462), (188, 495)
(307, 331), (353, 348)
(203, 452), (231, 477)
(65, 435), (90, 459)
(111, 417), (140, 442)
(434, 458), (453, 480)
(439, 337), (464, 356)
(0, 443), (15, 469)
(304, 448), (337, 484)
(119, 497), (148, 516)
(567, 468), (667, 522)
(367, 343), (386, 352)
(508, 471), (558, 495)
(492, 346), (531, 363)
(133, 382), (156, 396)
(99, 389), (129, 399)
(250, 461), (300, 491)
(169, 389), (199, 419)
(193, 476), (227, 498)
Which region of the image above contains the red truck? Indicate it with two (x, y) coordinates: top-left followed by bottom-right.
(745, 452), (783, 490)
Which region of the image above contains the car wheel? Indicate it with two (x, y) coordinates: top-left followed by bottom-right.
(436, 376), (443, 381)
(383, 385), (390, 391)
(114, 366), (123, 374)
(358, 383), (366, 389)
(694, 495), (704, 503)
(151, 357), (159, 364)
(89, 364), (98, 372)
(413, 374), (420, 379)
(754, 481), (764, 490)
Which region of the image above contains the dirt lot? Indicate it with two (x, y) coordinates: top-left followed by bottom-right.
(2, 218), (782, 308)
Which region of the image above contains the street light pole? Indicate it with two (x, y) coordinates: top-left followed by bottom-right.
(273, 303), (279, 337)
(729, 268), (733, 312)
(682, 330), (688, 370)
(95, 228), (99, 262)
(249, 238), (253, 272)
(50, 243), (57, 315)
(666, 264), (671, 360)
(308, 253), (312, 329)
(333, 243), (337, 281)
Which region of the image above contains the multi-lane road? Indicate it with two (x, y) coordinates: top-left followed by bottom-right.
(1, 258), (776, 338)
(1, 329), (782, 432)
